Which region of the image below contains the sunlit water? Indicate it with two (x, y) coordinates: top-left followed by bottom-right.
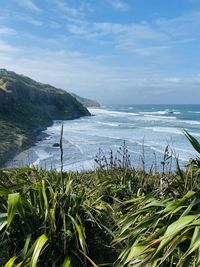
(7, 104), (200, 172)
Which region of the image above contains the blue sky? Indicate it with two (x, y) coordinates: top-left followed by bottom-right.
(0, 0), (200, 104)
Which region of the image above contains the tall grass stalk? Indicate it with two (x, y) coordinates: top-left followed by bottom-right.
(60, 123), (64, 192)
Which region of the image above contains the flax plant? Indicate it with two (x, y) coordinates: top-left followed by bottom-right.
(0, 169), (112, 266)
(115, 131), (200, 267)
(0, 130), (199, 266)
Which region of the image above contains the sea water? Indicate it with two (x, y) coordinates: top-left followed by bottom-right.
(8, 104), (200, 171)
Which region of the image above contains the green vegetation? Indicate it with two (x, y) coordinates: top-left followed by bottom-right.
(0, 119), (26, 164)
(0, 131), (200, 266)
(0, 69), (91, 166)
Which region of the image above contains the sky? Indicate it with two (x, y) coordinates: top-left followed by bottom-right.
(0, 0), (200, 104)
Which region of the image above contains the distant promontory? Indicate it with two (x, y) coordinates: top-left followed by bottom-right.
(71, 93), (100, 108)
(0, 69), (97, 166)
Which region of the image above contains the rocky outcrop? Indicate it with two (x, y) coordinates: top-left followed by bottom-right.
(71, 93), (100, 107)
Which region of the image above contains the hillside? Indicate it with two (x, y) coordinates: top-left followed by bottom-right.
(71, 92), (100, 107)
(0, 69), (90, 166)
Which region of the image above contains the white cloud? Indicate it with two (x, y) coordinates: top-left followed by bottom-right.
(51, 0), (82, 18)
(67, 21), (126, 37)
(0, 27), (17, 35)
(13, 0), (42, 13)
(49, 21), (62, 29)
(65, 9), (200, 59)
(1, 42), (200, 104)
(18, 14), (43, 26)
(126, 45), (170, 56)
(0, 40), (21, 53)
(156, 11), (200, 38)
(68, 21), (139, 36)
(0, 10), (43, 26)
(111, 0), (130, 11)
(67, 20), (169, 56)
(65, 9), (200, 58)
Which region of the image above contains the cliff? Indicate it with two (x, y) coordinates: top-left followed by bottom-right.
(0, 69), (90, 166)
(71, 93), (100, 107)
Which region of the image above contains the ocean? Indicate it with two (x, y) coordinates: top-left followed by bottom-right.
(8, 104), (200, 172)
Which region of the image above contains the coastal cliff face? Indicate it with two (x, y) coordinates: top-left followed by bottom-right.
(0, 69), (91, 166)
(71, 93), (100, 107)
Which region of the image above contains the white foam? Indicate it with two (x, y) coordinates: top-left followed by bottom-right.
(128, 149), (143, 155)
(149, 146), (165, 154)
(146, 127), (182, 135)
(139, 110), (180, 115)
(192, 132), (200, 137)
(31, 149), (52, 166)
(68, 141), (84, 154)
(143, 115), (176, 120)
(96, 121), (120, 127)
(179, 119), (200, 125)
(174, 147), (195, 154)
(63, 159), (94, 172)
(140, 110), (169, 115)
(88, 108), (139, 116)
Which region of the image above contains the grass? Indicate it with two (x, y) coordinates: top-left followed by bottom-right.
(0, 131), (200, 266)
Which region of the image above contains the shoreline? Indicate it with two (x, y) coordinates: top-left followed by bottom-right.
(6, 131), (51, 168)
(2, 123), (51, 168)
(2, 114), (92, 169)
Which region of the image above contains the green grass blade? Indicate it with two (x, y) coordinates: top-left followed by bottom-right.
(30, 234), (48, 267)
(7, 193), (23, 227)
(22, 234), (32, 259)
(69, 215), (87, 253)
(62, 256), (71, 267)
(4, 256), (17, 267)
(184, 130), (200, 154)
(152, 215), (197, 262)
